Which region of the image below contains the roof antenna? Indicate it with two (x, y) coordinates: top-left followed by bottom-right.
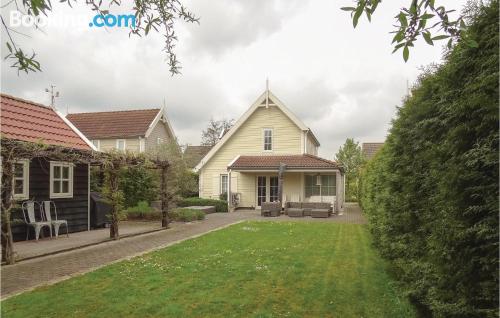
(265, 77), (269, 109)
(45, 84), (60, 109)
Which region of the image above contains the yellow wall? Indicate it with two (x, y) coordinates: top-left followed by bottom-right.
(97, 138), (141, 152)
(200, 105), (304, 203)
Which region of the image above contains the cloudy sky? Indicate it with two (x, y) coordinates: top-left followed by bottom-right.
(1, 0), (466, 157)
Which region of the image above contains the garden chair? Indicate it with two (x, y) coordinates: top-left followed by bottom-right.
(41, 201), (69, 238)
(22, 201), (52, 241)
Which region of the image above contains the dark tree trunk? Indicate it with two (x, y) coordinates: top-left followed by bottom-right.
(108, 167), (120, 240)
(1, 161), (16, 264)
(160, 165), (170, 228)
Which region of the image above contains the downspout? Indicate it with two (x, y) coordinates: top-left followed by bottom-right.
(228, 169), (232, 212)
(87, 164), (90, 231)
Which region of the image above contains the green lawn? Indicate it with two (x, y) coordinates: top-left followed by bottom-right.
(2, 222), (415, 318)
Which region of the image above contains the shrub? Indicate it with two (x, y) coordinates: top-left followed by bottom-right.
(171, 208), (205, 222)
(119, 166), (159, 208)
(124, 201), (160, 220)
(177, 197), (228, 212)
(360, 2), (498, 317)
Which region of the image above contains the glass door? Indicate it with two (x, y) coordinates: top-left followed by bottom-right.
(269, 176), (279, 202)
(257, 176), (267, 206)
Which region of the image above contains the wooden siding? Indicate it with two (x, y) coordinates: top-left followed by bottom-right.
(11, 158), (89, 241)
(146, 120), (172, 150)
(200, 105), (302, 200)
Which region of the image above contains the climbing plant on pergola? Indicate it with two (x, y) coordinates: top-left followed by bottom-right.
(1, 138), (172, 265)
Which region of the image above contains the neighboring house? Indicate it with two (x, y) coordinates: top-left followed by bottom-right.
(194, 90), (345, 212)
(362, 142), (384, 160)
(183, 145), (212, 169)
(66, 108), (175, 153)
(0, 94), (97, 241)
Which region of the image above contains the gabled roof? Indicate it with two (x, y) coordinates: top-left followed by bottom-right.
(229, 154), (342, 171)
(67, 107), (176, 140)
(194, 90), (320, 172)
(183, 145), (212, 169)
(362, 142), (384, 160)
(0, 94), (95, 151)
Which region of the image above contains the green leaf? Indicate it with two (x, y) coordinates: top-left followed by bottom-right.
(392, 42), (405, 53)
(353, 4), (365, 28)
(421, 13), (435, 19)
(403, 45), (409, 62)
(447, 38), (453, 49)
(466, 39), (479, 48)
(398, 12), (408, 27)
(340, 7), (355, 11)
(432, 35), (450, 41)
(6, 42), (12, 53)
(422, 32), (433, 45)
(392, 30), (404, 44)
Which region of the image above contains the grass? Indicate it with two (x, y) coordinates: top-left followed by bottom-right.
(2, 222), (415, 318)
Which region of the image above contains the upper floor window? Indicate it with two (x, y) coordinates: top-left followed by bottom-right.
(116, 139), (126, 151)
(263, 128), (273, 151)
(13, 160), (29, 200)
(157, 137), (163, 145)
(91, 139), (100, 150)
(50, 161), (73, 198)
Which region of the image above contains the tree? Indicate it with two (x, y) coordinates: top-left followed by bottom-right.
(2, 0), (198, 74)
(148, 141), (196, 227)
(341, 0), (478, 61)
(335, 138), (365, 201)
(201, 118), (235, 147)
(360, 1), (498, 315)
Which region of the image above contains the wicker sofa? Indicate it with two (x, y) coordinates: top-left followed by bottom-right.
(285, 202), (332, 218)
(261, 202), (281, 217)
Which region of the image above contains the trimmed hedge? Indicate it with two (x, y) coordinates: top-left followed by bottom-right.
(360, 3), (498, 317)
(171, 208), (205, 222)
(177, 197), (228, 212)
(124, 201), (160, 220)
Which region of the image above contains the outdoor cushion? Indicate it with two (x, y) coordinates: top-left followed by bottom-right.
(287, 208), (303, 217)
(302, 208), (312, 216)
(311, 209), (330, 218)
(288, 202), (302, 209)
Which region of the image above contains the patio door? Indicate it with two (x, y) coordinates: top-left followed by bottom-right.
(257, 175), (279, 207)
(257, 176), (266, 207)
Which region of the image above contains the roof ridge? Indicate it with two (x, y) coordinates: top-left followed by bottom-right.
(68, 108), (161, 116)
(1, 93), (51, 110)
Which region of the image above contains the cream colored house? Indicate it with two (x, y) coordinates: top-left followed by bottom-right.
(194, 90), (345, 212)
(67, 108), (175, 153)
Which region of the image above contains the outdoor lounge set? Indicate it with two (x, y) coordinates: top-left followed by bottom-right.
(261, 202), (333, 218)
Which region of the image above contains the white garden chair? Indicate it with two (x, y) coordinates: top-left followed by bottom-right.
(41, 201), (69, 238)
(22, 201), (52, 241)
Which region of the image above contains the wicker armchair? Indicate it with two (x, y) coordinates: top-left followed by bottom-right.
(261, 202), (281, 217)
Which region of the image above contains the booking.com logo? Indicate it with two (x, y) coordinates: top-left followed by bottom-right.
(8, 11), (135, 29)
(88, 14), (135, 28)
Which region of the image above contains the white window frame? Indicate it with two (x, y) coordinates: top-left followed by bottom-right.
(157, 137), (162, 145)
(139, 138), (146, 152)
(91, 139), (100, 150)
(50, 161), (74, 199)
(13, 160), (29, 200)
(263, 128), (273, 151)
(220, 174), (228, 197)
(116, 139), (126, 151)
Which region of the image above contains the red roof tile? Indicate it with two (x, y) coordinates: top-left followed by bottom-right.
(0, 94), (91, 151)
(362, 142), (384, 159)
(229, 154), (342, 170)
(66, 109), (160, 139)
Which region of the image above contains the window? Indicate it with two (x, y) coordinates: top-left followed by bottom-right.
(157, 137), (163, 145)
(50, 162), (73, 198)
(263, 129), (273, 151)
(305, 175), (336, 197)
(257, 176), (266, 206)
(220, 174), (228, 198)
(116, 139), (126, 151)
(13, 160), (29, 200)
(91, 139), (100, 150)
(139, 138), (145, 152)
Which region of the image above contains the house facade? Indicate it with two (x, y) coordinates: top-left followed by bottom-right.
(194, 90), (345, 212)
(0, 94), (97, 241)
(67, 108), (175, 152)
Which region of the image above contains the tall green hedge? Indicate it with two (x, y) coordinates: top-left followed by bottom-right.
(177, 197), (228, 212)
(360, 2), (498, 317)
